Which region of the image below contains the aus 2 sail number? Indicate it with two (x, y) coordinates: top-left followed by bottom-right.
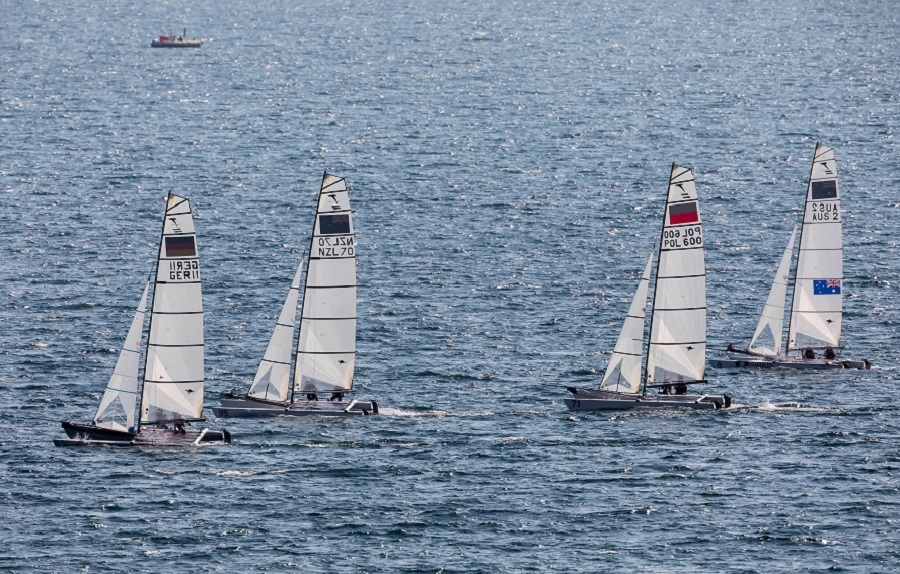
(810, 202), (839, 221)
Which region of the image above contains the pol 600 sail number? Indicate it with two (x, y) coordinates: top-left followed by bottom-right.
(663, 226), (702, 249)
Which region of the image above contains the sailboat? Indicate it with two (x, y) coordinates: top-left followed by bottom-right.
(55, 193), (231, 446)
(710, 144), (869, 370)
(213, 173), (378, 418)
(565, 165), (731, 411)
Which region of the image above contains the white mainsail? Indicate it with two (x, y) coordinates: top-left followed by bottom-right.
(645, 165), (706, 386)
(92, 283), (149, 433)
(140, 194), (205, 424)
(787, 144), (842, 351)
(294, 174), (357, 395)
(599, 253), (653, 394)
(747, 226), (797, 356)
(247, 259), (304, 402)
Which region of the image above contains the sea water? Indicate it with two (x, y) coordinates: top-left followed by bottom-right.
(1, 0), (898, 572)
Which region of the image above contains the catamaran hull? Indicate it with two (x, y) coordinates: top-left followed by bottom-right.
(709, 357), (869, 370)
(56, 421), (135, 446)
(565, 396), (727, 411)
(708, 358), (775, 369)
(54, 422), (230, 447)
(212, 398), (378, 418)
(564, 388), (730, 411)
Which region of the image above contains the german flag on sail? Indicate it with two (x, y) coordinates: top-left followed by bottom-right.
(669, 201), (699, 225)
(165, 236), (197, 257)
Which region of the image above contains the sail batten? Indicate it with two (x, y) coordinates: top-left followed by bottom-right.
(92, 282), (149, 433)
(599, 253), (653, 394)
(748, 226), (797, 356)
(645, 165), (707, 386)
(293, 174), (357, 395)
(247, 260), (304, 402)
(140, 194), (205, 425)
(787, 144), (842, 351)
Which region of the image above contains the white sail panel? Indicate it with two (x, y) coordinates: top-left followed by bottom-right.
(93, 283), (149, 433)
(787, 144), (842, 350)
(295, 352), (355, 392)
(248, 259), (304, 402)
(294, 174), (357, 394)
(301, 286), (357, 318)
(646, 165), (706, 385)
(306, 258), (356, 287)
(141, 194), (205, 424)
(748, 226), (797, 356)
(600, 253), (653, 394)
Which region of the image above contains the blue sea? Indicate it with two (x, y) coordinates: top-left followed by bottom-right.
(1, 1), (898, 572)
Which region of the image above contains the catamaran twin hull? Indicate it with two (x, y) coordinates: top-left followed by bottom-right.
(54, 421), (230, 447)
(708, 357), (868, 370)
(212, 396), (378, 418)
(564, 387), (731, 411)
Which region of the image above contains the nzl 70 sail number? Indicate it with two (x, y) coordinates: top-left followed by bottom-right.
(316, 236), (354, 257)
(663, 225), (702, 249)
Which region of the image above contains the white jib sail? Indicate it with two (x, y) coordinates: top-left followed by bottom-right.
(294, 174), (357, 395)
(247, 258), (304, 402)
(646, 165), (706, 386)
(787, 144), (842, 350)
(141, 194), (205, 424)
(747, 226), (797, 357)
(93, 282), (149, 433)
(599, 253), (653, 394)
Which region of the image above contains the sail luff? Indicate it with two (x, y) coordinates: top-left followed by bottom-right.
(92, 282), (149, 433)
(293, 174), (357, 395)
(787, 144), (842, 351)
(600, 253), (653, 394)
(747, 226), (797, 356)
(645, 165), (707, 385)
(247, 259), (304, 402)
(140, 194), (205, 424)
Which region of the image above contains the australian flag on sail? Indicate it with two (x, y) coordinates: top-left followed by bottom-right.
(811, 180), (837, 200)
(669, 201), (699, 225)
(165, 236), (197, 257)
(813, 279), (841, 295)
(319, 213), (351, 235)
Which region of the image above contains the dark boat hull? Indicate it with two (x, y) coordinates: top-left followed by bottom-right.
(55, 421), (230, 447)
(150, 40), (202, 48)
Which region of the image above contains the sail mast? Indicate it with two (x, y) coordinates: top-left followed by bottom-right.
(135, 194), (171, 433)
(289, 173), (324, 405)
(785, 145), (816, 355)
(641, 165), (674, 395)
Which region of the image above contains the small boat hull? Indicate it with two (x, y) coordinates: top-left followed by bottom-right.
(564, 388), (730, 411)
(709, 356), (870, 370)
(150, 40), (202, 48)
(55, 421), (230, 447)
(212, 397), (378, 418)
(708, 357), (775, 369)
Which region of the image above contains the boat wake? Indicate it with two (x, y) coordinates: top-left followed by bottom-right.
(378, 407), (447, 417)
(753, 399), (835, 413)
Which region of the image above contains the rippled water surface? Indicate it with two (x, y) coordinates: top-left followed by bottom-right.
(2, 1), (899, 572)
